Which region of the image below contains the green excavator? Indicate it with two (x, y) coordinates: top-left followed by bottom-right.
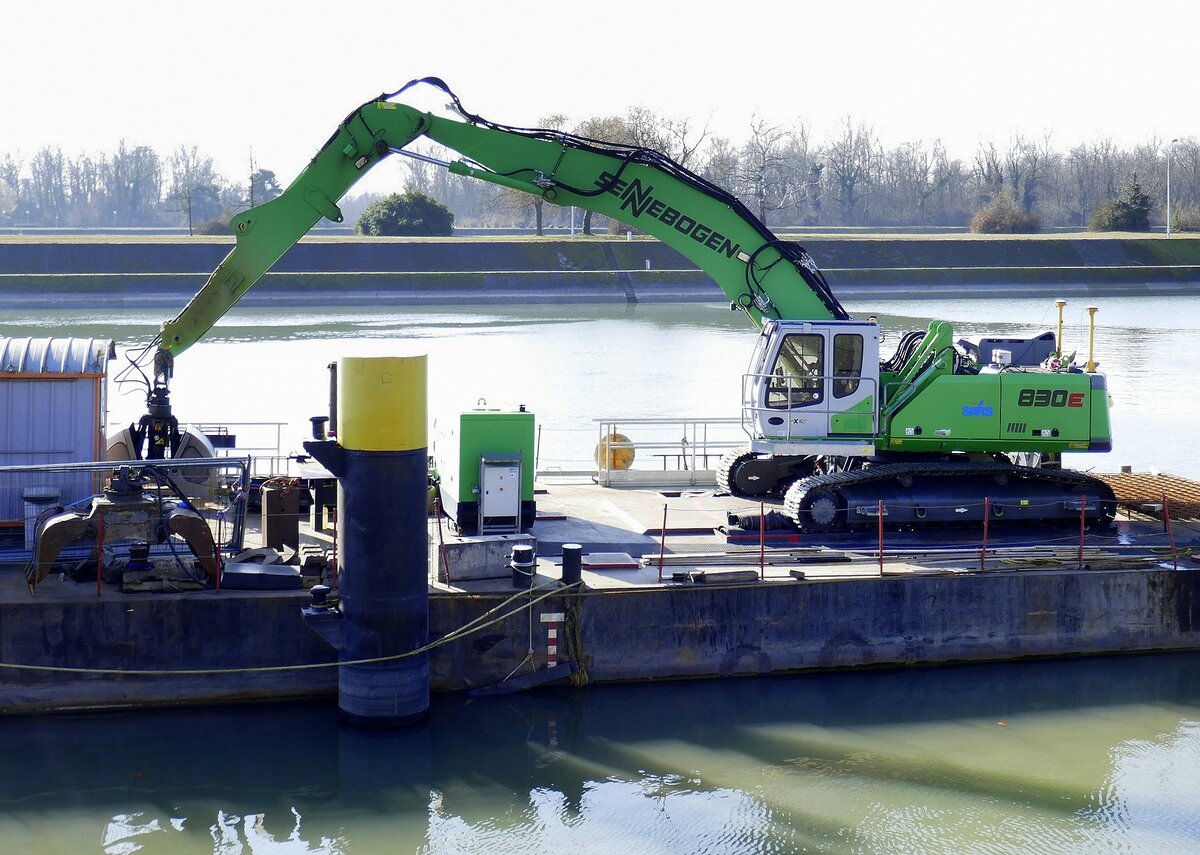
(141, 77), (1115, 531)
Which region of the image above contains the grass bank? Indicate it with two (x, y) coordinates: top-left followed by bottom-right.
(0, 234), (1196, 307)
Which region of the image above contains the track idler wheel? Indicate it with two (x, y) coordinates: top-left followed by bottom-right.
(784, 482), (847, 533)
(716, 448), (778, 498)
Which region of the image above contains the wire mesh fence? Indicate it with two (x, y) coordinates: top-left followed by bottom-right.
(0, 458), (249, 566)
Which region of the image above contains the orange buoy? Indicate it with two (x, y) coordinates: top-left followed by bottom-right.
(594, 432), (635, 470)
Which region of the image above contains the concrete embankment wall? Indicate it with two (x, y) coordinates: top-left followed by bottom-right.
(0, 236), (1198, 309)
(3, 564), (1199, 713)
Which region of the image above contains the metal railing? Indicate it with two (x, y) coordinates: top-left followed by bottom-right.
(593, 417), (744, 486)
(741, 371), (879, 443)
(193, 422), (292, 477)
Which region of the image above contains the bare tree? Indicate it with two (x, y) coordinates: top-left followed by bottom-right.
(575, 115), (630, 234)
(101, 141), (161, 226)
(881, 140), (942, 224)
(0, 155), (20, 226)
(1169, 137), (1200, 211)
(624, 106), (671, 152)
(824, 118), (878, 225)
(928, 146), (970, 225)
(1061, 138), (1123, 226)
(973, 141), (1005, 204)
(492, 114), (570, 236)
(1003, 134), (1056, 214)
(0, 179), (15, 227)
(166, 145), (220, 229)
(65, 154), (101, 226)
(661, 114), (709, 169)
(736, 117), (792, 225)
(28, 147), (66, 226)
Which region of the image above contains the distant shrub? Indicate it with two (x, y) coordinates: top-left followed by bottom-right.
(356, 190), (454, 236)
(606, 218), (639, 236)
(1089, 173), (1152, 231)
(1171, 206), (1200, 232)
(195, 219), (231, 235)
(970, 188), (1041, 233)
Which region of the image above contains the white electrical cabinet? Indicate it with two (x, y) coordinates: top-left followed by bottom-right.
(479, 455), (522, 534)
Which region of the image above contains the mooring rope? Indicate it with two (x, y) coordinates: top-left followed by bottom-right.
(0, 581), (582, 677)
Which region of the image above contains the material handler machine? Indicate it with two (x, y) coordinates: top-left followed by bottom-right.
(135, 77), (1116, 532)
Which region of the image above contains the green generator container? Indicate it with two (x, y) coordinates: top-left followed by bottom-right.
(436, 408), (536, 535)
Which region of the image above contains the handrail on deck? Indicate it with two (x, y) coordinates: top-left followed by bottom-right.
(593, 416), (744, 487)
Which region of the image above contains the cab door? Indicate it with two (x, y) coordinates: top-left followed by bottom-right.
(827, 327), (879, 436)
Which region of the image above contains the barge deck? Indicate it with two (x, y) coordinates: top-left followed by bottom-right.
(1, 478), (1198, 715)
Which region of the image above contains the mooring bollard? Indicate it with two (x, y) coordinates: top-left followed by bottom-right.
(561, 543), (582, 586)
(511, 543), (535, 589)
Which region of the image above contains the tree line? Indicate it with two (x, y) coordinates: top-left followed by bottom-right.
(3, 113), (1197, 233)
(0, 144), (281, 232)
(396, 114), (1200, 233)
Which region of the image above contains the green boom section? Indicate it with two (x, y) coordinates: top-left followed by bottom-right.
(159, 105), (427, 354)
(159, 98), (841, 356)
(415, 110), (840, 324)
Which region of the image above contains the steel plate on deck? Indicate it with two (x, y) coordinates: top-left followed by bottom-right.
(582, 552), (640, 570)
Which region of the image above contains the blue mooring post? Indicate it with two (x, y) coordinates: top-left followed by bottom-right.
(303, 356), (429, 726)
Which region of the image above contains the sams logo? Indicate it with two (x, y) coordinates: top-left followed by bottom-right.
(962, 400), (993, 417)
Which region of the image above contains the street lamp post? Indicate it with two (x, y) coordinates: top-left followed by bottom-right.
(1167, 138), (1180, 236)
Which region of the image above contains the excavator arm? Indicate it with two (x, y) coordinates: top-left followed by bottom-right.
(158, 78), (846, 360)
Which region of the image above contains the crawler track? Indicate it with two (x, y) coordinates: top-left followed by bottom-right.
(783, 461), (1117, 532)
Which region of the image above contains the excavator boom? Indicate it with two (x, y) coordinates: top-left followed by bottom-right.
(159, 79), (845, 357)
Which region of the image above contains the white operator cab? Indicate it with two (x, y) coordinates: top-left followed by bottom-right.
(742, 319), (881, 457)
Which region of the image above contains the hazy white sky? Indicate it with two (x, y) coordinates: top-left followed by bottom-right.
(3, 0), (1196, 191)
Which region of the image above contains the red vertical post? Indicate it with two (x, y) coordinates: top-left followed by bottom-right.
(95, 514), (104, 597)
(1163, 493), (1178, 570)
(981, 497), (990, 572)
(214, 514), (223, 594)
(657, 504), (668, 583)
(878, 499), (885, 575)
(759, 501), (766, 581)
(1078, 495), (1087, 570)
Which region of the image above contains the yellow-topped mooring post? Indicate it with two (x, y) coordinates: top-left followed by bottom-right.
(338, 356), (426, 452)
(302, 355), (430, 726)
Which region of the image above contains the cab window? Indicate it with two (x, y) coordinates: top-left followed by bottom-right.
(767, 333), (824, 409)
(833, 334), (863, 398)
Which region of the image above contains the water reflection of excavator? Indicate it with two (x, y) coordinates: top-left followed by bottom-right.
(133, 77), (1116, 532)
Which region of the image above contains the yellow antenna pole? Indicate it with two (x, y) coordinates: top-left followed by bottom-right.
(1055, 299), (1067, 358)
(1086, 306), (1099, 372)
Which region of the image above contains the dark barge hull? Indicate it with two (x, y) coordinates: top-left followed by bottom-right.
(3, 562), (1199, 714)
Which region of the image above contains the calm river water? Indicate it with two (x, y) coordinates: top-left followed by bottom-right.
(1, 294), (1199, 853)
(3, 293), (1198, 478)
(2, 654), (1199, 854)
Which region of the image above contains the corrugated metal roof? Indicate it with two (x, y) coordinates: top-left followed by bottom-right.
(0, 338), (115, 375)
